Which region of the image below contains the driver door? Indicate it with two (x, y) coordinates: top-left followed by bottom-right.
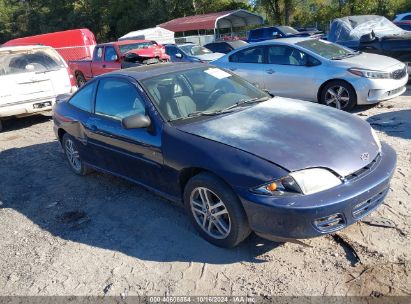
(86, 77), (163, 188)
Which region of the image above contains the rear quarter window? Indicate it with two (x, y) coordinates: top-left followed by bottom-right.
(69, 82), (96, 112)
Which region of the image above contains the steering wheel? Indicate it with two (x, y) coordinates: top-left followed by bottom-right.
(207, 88), (225, 105)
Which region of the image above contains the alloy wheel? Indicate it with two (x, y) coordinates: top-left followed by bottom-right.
(65, 138), (81, 172)
(190, 187), (231, 240)
(325, 85), (350, 110)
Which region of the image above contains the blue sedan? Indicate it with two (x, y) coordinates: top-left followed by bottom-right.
(53, 63), (396, 248)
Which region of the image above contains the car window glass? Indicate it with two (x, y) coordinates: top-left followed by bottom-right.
(95, 79), (145, 119)
(93, 47), (103, 61)
(267, 45), (307, 66)
(104, 46), (117, 62)
(229, 47), (264, 63)
(69, 82), (95, 112)
(403, 15), (411, 21)
(250, 28), (264, 39)
(166, 46), (178, 56)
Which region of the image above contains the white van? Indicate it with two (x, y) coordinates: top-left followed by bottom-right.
(0, 45), (77, 132)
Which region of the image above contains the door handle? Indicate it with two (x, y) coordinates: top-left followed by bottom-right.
(266, 69), (275, 74)
(102, 64), (106, 68)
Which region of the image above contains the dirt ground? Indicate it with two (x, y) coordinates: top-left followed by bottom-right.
(0, 87), (410, 297)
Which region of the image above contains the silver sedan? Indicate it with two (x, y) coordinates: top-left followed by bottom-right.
(211, 37), (408, 111)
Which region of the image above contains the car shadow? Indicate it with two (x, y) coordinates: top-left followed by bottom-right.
(0, 141), (281, 265)
(367, 110), (411, 140)
(1, 114), (52, 133)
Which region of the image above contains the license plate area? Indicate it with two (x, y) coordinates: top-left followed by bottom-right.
(33, 101), (52, 109)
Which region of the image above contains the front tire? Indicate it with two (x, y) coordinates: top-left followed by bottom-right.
(184, 173), (251, 248)
(320, 80), (357, 111)
(62, 134), (91, 176)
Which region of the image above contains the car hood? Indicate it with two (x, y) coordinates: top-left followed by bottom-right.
(176, 98), (379, 177)
(338, 52), (404, 70)
(195, 53), (225, 61)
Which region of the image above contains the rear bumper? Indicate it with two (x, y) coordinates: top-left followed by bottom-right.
(0, 97), (56, 118)
(236, 143), (397, 239)
(352, 75), (408, 105)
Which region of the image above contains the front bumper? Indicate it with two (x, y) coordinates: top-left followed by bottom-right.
(351, 74), (408, 105)
(236, 143), (397, 239)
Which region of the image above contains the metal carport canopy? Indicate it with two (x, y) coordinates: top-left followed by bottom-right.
(158, 9), (264, 33)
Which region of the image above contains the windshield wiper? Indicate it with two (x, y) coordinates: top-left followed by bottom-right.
(168, 96), (270, 122)
(222, 96), (270, 111)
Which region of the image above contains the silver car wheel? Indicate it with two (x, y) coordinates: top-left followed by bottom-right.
(190, 187), (231, 240)
(65, 138), (81, 172)
(325, 86), (350, 109)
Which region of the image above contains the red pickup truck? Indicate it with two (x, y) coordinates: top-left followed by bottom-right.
(68, 40), (170, 86)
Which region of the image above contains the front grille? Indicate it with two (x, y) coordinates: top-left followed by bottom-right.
(352, 188), (389, 219)
(391, 67), (407, 80)
(345, 154), (381, 181)
(313, 214), (346, 233)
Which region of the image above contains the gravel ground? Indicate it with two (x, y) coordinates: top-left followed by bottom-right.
(0, 88), (410, 297)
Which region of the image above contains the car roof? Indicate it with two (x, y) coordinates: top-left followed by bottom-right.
(253, 37), (313, 45)
(0, 45), (52, 52)
(106, 62), (209, 81)
(100, 40), (153, 46)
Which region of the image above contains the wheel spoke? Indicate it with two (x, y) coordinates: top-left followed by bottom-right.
(210, 201), (224, 210)
(335, 100), (342, 109)
(214, 218), (229, 234)
(213, 209), (228, 217)
(327, 88), (337, 98)
(337, 86), (344, 97)
(199, 188), (210, 206)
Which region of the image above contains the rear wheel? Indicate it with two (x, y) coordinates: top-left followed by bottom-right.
(0, 119), (3, 132)
(76, 72), (86, 87)
(62, 133), (91, 176)
(184, 173), (251, 248)
(320, 80), (357, 111)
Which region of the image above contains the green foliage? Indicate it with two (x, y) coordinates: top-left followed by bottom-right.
(0, 0), (409, 43)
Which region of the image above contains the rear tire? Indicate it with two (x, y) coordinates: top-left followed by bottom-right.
(0, 120), (3, 132)
(76, 72), (86, 87)
(320, 80), (357, 112)
(62, 133), (91, 176)
(184, 172), (251, 248)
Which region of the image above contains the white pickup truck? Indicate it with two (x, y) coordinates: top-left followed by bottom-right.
(0, 45), (77, 132)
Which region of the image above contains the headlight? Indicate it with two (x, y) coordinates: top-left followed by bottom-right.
(371, 128), (382, 152)
(348, 68), (391, 79)
(252, 168), (342, 196)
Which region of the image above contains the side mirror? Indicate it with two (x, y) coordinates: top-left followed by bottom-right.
(121, 113), (151, 129)
(175, 53), (183, 59)
(111, 54), (119, 61)
(272, 32), (281, 38)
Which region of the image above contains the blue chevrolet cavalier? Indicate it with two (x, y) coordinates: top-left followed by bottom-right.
(53, 63), (397, 248)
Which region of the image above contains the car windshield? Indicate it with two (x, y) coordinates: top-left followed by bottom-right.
(141, 67), (270, 122)
(277, 26), (299, 35)
(180, 45), (212, 56)
(228, 40), (248, 48)
(119, 42), (155, 54)
(0, 48), (65, 76)
(296, 39), (358, 59)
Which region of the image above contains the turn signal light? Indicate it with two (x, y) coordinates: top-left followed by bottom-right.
(266, 183), (277, 192)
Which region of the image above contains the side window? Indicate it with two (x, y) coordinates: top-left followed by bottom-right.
(93, 46), (103, 62)
(166, 46), (178, 57)
(104, 46), (118, 62)
(95, 79), (145, 120)
(216, 44), (231, 53)
(250, 29), (264, 39)
(403, 15), (411, 21)
(69, 82), (95, 112)
(229, 47), (265, 63)
(267, 45), (309, 66)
